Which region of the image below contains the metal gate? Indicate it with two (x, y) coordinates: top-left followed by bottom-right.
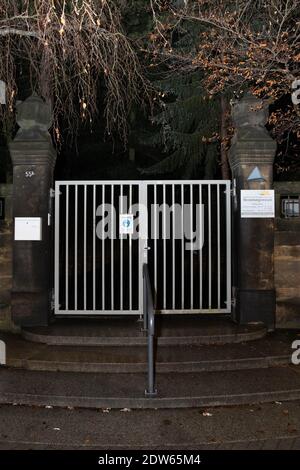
(54, 180), (231, 315)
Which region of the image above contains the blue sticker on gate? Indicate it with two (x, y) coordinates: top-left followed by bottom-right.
(120, 214), (134, 234)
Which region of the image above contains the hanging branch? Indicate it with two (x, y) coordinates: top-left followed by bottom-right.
(0, 0), (152, 144)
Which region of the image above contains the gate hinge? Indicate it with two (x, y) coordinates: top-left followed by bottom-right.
(50, 188), (61, 198)
(231, 179), (237, 198)
(225, 180), (236, 198)
(225, 297), (236, 308)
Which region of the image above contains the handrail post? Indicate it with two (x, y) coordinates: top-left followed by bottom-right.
(146, 332), (156, 397)
(144, 264), (157, 398)
(143, 271), (148, 332)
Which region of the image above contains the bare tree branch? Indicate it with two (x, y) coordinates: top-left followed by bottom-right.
(0, 28), (39, 38)
(0, 0), (152, 145)
(149, 0), (300, 140)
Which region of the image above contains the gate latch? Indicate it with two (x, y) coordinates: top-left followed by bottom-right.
(50, 289), (55, 311)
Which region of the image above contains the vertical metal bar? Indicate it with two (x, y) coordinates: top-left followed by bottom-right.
(54, 182), (60, 313)
(199, 184), (203, 309)
(217, 184), (221, 309)
(111, 184), (114, 310)
(172, 184), (175, 310)
(74, 185), (78, 311)
(147, 335), (155, 394)
(154, 184), (157, 308)
(226, 182), (232, 312)
(102, 185), (105, 310)
(65, 185), (69, 311)
(208, 183), (212, 309)
(93, 184), (96, 311)
(181, 184), (184, 309)
(84, 185), (87, 310)
(129, 185), (132, 311)
(190, 184), (193, 309)
(163, 184), (166, 310)
(143, 269), (147, 331)
(120, 185), (123, 310)
(139, 182), (148, 316)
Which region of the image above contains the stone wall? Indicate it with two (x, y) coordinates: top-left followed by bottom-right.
(274, 182), (300, 329)
(0, 183), (16, 331)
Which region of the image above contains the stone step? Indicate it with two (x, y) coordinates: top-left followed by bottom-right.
(2, 331), (294, 373)
(22, 316), (267, 346)
(1, 365), (300, 409)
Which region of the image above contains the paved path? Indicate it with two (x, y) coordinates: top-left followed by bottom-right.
(0, 400), (300, 449)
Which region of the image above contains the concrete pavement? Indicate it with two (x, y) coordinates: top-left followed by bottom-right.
(0, 400), (300, 449)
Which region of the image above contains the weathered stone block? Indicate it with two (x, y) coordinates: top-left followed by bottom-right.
(274, 260), (300, 287)
(0, 306), (19, 332)
(275, 231), (300, 245)
(276, 300), (300, 329)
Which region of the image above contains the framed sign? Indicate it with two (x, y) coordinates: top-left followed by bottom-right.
(241, 190), (275, 218)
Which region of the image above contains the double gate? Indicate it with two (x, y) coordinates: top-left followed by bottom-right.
(54, 180), (231, 315)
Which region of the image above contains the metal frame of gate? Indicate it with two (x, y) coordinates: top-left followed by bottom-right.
(54, 180), (231, 316)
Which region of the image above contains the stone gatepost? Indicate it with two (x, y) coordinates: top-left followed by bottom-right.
(229, 93), (277, 330)
(9, 94), (56, 327)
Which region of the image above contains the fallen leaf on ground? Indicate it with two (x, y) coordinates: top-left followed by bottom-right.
(102, 408), (111, 413)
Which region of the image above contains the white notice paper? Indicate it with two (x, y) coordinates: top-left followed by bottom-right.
(241, 190), (275, 218)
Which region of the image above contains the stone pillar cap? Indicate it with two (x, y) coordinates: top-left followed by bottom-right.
(15, 93), (53, 141)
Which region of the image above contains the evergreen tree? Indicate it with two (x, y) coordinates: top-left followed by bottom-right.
(137, 72), (221, 178)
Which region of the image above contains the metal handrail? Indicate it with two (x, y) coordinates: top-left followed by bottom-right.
(143, 263), (157, 397)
